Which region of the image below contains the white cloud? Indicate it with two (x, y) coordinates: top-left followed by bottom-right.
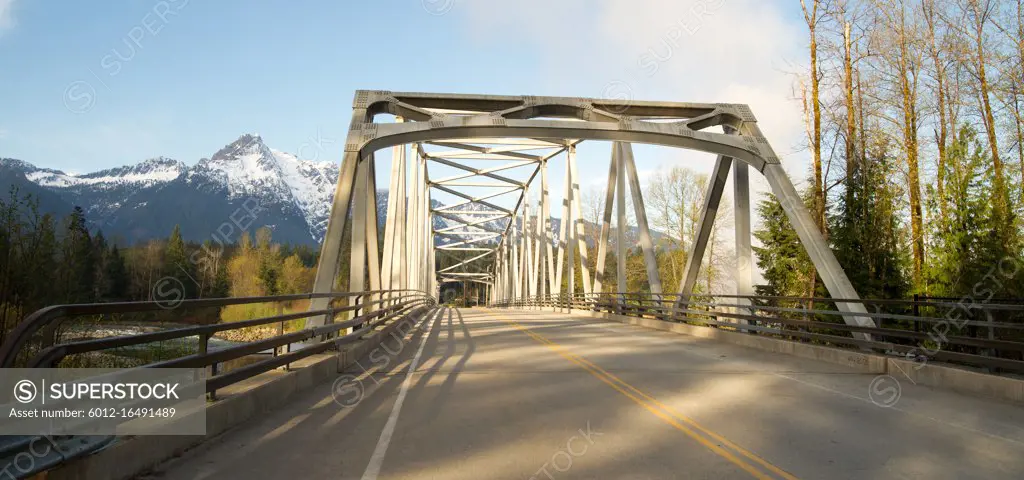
(456, 0), (808, 175)
(0, 0), (15, 33)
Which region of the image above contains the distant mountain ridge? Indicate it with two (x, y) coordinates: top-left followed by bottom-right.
(2, 134), (338, 245)
(2, 133), (667, 248)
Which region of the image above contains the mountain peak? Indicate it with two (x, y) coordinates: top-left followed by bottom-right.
(0, 158), (41, 173)
(211, 134), (271, 162)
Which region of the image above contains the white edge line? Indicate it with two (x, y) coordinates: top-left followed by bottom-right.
(360, 307), (442, 480)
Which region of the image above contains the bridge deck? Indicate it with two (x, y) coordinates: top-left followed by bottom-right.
(147, 308), (1024, 480)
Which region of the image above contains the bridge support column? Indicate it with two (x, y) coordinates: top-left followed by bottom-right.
(381, 135), (408, 304)
(567, 196), (575, 312)
(523, 186), (535, 301)
(364, 156), (382, 316)
(541, 160), (555, 308)
(428, 228), (436, 299)
(733, 161), (753, 332)
(349, 153), (380, 325)
(308, 138), (363, 328)
(618, 142), (662, 298)
(554, 152), (574, 312)
(407, 147), (421, 292)
(565, 152), (576, 313)
(519, 202), (529, 301)
(568, 145), (592, 299)
(615, 143), (627, 308)
(676, 155), (731, 313)
(593, 143), (618, 309)
(513, 217), (522, 300)
(423, 152), (432, 296)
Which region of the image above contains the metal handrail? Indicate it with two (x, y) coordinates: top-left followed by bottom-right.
(26, 294), (430, 369)
(2, 290), (435, 395)
(491, 292), (1024, 374)
(0, 289), (426, 368)
(546, 291), (1024, 311)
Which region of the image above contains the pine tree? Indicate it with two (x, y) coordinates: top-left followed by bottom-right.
(928, 126), (1022, 297)
(61, 206), (95, 303)
(753, 194), (814, 297)
(92, 231), (108, 301)
(830, 138), (911, 299)
(210, 259), (230, 298)
(104, 245), (129, 301)
(29, 213), (59, 308)
(255, 227), (281, 296)
(163, 225), (196, 298)
(0, 188), (26, 334)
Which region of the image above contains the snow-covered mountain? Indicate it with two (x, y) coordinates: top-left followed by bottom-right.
(187, 134), (338, 242)
(1, 134), (339, 245)
(2, 133), (664, 248)
(25, 156), (188, 220)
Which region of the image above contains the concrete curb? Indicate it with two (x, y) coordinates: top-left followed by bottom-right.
(43, 307), (436, 480)
(887, 357), (1024, 403)
(568, 309), (1024, 404)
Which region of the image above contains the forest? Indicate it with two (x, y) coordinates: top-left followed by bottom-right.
(0, 190), (321, 344)
(778, 0), (1024, 300)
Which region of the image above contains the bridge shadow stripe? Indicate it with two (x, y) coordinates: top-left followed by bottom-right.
(500, 315), (799, 480)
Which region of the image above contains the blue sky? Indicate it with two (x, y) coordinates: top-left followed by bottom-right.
(0, 0), (810, 197)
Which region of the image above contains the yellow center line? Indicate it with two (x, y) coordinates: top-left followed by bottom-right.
(500, 314), (799, 480)
(542, 329), (800, 480)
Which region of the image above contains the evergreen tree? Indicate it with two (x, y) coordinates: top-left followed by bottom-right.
(92, 231), (108, 300)
(255, 227), (281, 295)
(829, 139), (911, 299)
(927, 126), (1022, 297)
(210, 259), (231, 298)
(753, 194), (814, 297)
(289, 244), (317, 267)
(103, 245), (129, 301)
(61, 206), (95, 303)
(257, 259), (280, 296)
(29, 213), (59, 308)
(163, 225), (196, 298)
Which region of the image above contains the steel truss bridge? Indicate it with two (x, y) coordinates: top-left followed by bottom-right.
(312, 91), (873, 333)
(2, 92), (1024, 479)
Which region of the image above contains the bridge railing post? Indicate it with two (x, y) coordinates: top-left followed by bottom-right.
(326, 303), (336, 340)
(352, 294), (363, 331)
(912, 293), (920, 332)
(198, 332), (216, 401)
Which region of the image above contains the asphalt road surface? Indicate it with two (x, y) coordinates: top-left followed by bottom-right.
(145, 307), (1024, 480)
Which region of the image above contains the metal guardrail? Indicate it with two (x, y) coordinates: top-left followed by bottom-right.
(492, 292), (1024, 374)
(1, 290), (435, 393)
(0, 289), (436, 479)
